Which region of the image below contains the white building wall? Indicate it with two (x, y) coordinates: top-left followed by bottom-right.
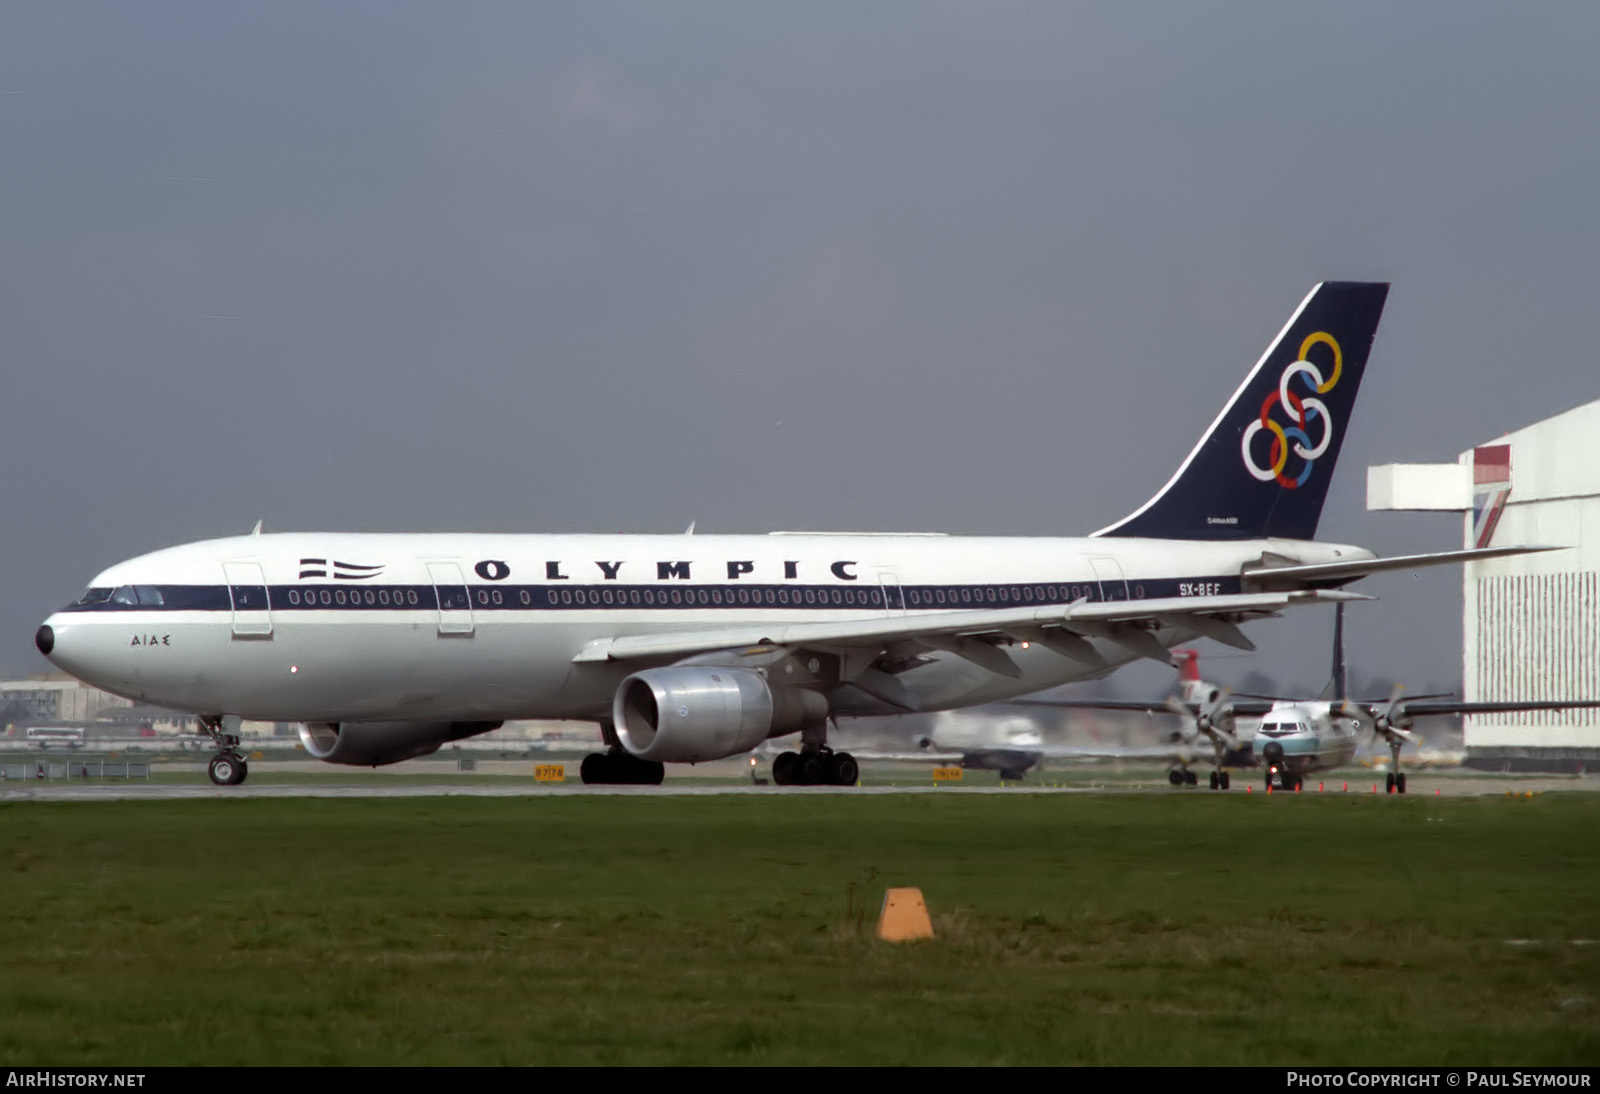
(1462, 400), (1600, 752)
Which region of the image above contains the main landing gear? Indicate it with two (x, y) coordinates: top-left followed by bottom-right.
(580, 747), (666, 786)
(579, 719), (665, 785)
(1385, 737), (1409, 794)
(200, 715), (248, 786)
(1168, 766), (1231, 789)
(772, 747), (859, 787)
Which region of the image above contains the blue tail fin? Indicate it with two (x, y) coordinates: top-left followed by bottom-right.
(1094, 281), (1389, 541)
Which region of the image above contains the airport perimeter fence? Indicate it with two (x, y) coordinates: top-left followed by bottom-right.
(1, 761), (151, 781)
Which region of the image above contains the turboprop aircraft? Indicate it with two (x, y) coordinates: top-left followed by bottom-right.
(894, 648), (1236, 782)
(1015, 607), (1600, 793)
(34, 281), (1549, 787)
(1001, 647), (1270, 788)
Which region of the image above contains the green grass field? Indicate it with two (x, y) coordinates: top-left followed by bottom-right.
(1, 792), (1596, 1065)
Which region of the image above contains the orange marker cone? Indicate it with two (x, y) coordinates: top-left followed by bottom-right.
(1319, 782), (1324, 792)
(1343, 782), (1348, 792)
(1246, 785), (1252, 794)
(877, 887), (934, 942)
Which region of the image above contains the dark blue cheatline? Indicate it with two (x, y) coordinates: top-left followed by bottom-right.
(58, 576), (1244, 614)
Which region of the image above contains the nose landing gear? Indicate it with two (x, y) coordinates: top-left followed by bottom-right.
(207, 752), (247, 786)
(199, 715), (248, 786)
(1266, 767), (1302, 791)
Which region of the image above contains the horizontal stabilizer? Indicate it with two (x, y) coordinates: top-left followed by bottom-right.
(1244, 544), (1563, 586)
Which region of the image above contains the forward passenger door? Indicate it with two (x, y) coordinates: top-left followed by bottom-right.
(222, 561), (273, 638)
(427, 561), (475, 636)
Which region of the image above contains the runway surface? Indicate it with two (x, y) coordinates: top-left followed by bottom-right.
(0, 782), (1095, 802)
(2, 773), (1592, 802)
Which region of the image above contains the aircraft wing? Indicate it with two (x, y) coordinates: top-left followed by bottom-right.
(845, 744), (1198, 762)
(1243, 545), (1562, 587)
(571, 588), (1370, 664)
(1000, 696), (1278, 717)
(1361, 698), (1600, 718)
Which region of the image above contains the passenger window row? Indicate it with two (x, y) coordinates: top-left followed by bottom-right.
(68, 580), (1169, 612)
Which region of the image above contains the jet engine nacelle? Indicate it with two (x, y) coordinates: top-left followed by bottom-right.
(297, 720), (501, 766)
(614, 666), (827, 763)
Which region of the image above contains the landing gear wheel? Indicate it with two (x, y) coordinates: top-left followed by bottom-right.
(828, 752), (860, 786)
(1183, 770), (1198, 786)
(797, 752), (826, 786)
(1220, 772), (1231, 790)
(208, 753), (246, 786)
(199, 716), (246, 785)
(1168, 770), (1184, 787)
(773, 751), (800, 786)
(1396, 772), (1407, 794)
(999, 769), (1026, 783)
(579, 749), (665, 785)
(1209, 771), (1219, 790)
(1386, 773), (1396, 794)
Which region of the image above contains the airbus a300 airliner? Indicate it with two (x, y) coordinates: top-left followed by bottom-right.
(35, 282), (1537, 786)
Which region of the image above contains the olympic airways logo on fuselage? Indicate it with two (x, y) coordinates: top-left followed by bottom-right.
(1240, 331), (1343, 489)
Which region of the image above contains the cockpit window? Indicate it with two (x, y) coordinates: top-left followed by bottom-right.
(135, 586), (165, 606)
(74, 587), (112, 606)
(110, 586), (139, 606)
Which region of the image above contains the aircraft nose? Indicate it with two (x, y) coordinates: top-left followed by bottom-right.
(35, 623), (54, 657)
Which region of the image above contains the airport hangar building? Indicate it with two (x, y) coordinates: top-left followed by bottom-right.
(1371, 398), (1600, 771)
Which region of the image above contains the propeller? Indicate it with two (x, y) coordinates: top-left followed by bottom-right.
(1366, 686), (1424, 749)
(1164, 685), (1240, 762)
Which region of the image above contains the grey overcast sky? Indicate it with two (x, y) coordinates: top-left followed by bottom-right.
(4, 3), (1598, 695)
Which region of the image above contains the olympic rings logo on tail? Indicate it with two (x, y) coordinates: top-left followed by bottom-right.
(1241, 331), (1343, 489)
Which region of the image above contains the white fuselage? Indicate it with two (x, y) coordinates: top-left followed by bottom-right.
(41, 531), (1363, 727)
